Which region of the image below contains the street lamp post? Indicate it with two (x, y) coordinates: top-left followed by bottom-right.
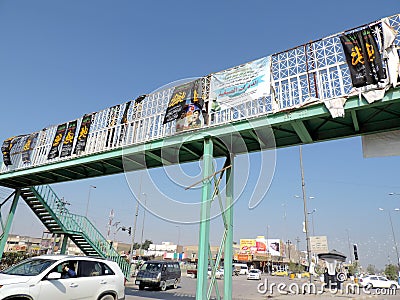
(85, 185), (96, 218)
(379, 207), (400, 284)
(139, 193), (147, 257)
(307, 209), (317, 236)
(299, 145), (312, 282)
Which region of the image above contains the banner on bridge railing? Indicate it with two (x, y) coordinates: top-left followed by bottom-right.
(209, 56), (271, 109)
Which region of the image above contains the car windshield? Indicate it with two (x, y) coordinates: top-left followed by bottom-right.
(141, 263), (162, 272)
(250, 270), (258, 273)
(1, 258), (55, 276)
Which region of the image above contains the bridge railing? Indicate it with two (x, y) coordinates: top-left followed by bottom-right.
(1, 14), (399, 173)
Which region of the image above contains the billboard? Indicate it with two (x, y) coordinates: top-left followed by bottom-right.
(310, 236), (329, 254)
(241, 237), (282, 256)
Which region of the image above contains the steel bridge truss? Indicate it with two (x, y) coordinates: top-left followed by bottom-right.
(2, 14), (399, 175)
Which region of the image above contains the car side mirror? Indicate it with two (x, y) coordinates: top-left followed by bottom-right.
(47, 272), (62, 280)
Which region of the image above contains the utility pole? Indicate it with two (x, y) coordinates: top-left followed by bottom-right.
(299, 145), (312, 282)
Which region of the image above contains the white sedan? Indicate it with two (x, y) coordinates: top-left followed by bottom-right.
(0, 255), (125, 300)
(208, 267), (224, 279)
(247, 269), (262, 280)
(358, 275), (399, 289)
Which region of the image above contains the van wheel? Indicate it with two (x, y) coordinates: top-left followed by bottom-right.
(174, 279), (179, 289)
(160, 281), (167, 291)
(139, 284), (145, 290)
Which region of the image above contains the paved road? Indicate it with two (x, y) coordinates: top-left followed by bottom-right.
(125, 274), (400, 299)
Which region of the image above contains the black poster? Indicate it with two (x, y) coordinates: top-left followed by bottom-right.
(74, 114), (93, 154)
(48, 123), (67, 159)
(163, 81), (201, 124)
(22, 132), (39, 163)
(60, 121), (77, 158)
(340, 26), (385, 88)
(2, 137), (14, 166)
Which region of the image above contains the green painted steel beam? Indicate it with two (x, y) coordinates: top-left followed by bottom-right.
(196, 138), (213, 300)
(0, 189), (20, 259)
(60, 235), (68, 254)
(1, 87), (400, 189)
(292, 120), (313, 143)
(224, 154), (234, 300)
(350, 110), (359, 132)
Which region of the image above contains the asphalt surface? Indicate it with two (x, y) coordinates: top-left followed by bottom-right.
(124, 274), (400, 300)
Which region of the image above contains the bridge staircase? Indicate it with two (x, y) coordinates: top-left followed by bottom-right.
(19, 185), (131, 278)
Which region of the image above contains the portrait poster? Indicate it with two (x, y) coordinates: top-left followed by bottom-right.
(48, 123), (67, 159)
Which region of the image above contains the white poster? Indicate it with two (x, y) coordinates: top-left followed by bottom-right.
(209, 56), (271, 108)
(362, 130), (400, 158)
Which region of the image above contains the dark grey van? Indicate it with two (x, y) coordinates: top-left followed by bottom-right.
(135, 260), (181, 291)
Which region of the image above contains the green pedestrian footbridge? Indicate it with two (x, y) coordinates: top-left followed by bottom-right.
(0, 14), (399, 299)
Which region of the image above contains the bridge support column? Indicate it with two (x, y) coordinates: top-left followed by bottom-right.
(60, 235), (68, 254)
(196, 137), (213, 300)
(224, 154), (234, 300)
(0, 189), (20, 259)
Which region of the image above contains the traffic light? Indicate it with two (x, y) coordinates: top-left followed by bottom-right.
(127, 227), (131, 235)
(353, 244), (358, 260)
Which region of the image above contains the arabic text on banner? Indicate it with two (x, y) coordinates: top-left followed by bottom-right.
(48, 123), (67, 159)
(209, 56), (271, 107)
(74, 114), (93, 154)
(340, 26), (385, 88)
(60, 120), (78, 158)
(22, 132), (39, 163)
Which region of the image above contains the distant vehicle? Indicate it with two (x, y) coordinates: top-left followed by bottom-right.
(0, 255), (125, 300)
(233, 263), (249, 275)
(135, 260), (181, 291)
(207, 267), (224, 279)
(247, 269), (262, 280)
(358, 275), (399, 289)
(271, 270), (288, 276)
(186, 268), (197, 278)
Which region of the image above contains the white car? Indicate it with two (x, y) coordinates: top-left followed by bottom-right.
(0, 255), (125, 300)
(358, 275), (399, 289)
(247, 269), (262, 280)
(208, 267), (224, 279)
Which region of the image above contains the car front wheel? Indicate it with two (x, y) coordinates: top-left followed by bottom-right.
(390, 284), (397, 289)
(174, 279), (179, 289)
(160, 281), (167, 291)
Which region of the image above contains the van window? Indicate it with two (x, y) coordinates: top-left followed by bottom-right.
(140, 262), (162, 271)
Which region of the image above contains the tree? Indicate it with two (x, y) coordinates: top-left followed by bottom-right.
(141, 239), (152, 250)
(366, 264), (376, 274)
(384, 264), (398, 281)
(348, 261), (359, 276)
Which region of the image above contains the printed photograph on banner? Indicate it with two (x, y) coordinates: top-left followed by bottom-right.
(209, 56), (271, 109)
(176, 103), (204, 132)
(164, 79), (204, 126)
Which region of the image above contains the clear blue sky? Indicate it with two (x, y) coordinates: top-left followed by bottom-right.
(0, 1), (399, 270)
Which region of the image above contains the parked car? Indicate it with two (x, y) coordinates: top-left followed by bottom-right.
(135, 260), (181, 291)
(271, 270), (288, 276)
(208, 267), (224, 279)
(186, 268), (197, 278)
(233, 263), (249, 275)
(358, 275), (399, 289)
(247, 269), (262, 280)
(0, 254), (125, 300)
